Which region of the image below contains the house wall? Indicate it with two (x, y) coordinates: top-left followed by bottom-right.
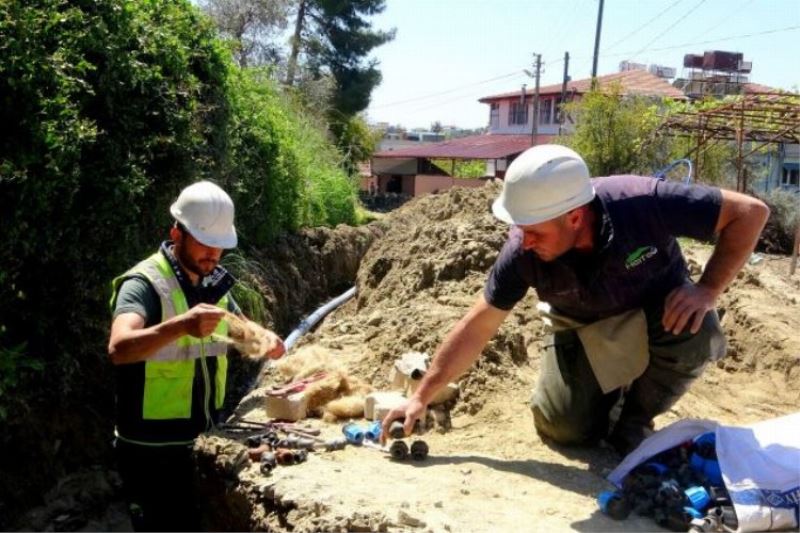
(488, 96), (564, 135)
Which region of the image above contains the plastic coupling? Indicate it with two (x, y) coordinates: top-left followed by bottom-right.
(389, 420), (406, 440)
(685, 485), (711, 511)
(364, 420), (382, 442)
(410, 440), (429, 461)
(597, 490), (631, 521)
(342, 423), (365, 445)
(389, 440), (409, 460)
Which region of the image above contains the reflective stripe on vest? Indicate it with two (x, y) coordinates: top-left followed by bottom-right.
(110, 252), (229, 422)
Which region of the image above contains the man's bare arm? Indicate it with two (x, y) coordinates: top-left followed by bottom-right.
(663, 189), (769, 334)
(382, 294), (511, 439)
(108, 304), (226, 365)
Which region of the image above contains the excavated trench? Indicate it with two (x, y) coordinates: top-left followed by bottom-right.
(195, 185), (799, 533)
(13, 224), (382, 532)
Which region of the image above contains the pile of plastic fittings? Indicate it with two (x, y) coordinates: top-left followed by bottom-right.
(597, 432), (738, 532)
(343, 420), (429, 461)
(225, 421), (347, 475)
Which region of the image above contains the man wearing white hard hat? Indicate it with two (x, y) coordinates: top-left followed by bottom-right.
(382, 144), (769, 457)
(108, 181), (285, 530)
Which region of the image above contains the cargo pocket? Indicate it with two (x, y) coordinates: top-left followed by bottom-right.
(142, 360), (194, 420)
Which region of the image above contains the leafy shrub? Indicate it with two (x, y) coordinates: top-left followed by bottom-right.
(0, 0), (358, 516)
(224, 68), (356, 246)
(757, 190), (800, 254)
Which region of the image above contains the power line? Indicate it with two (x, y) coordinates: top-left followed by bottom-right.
(374, 24), (800, 117)
(602, 0), (684, 52)
(629, 0), (709, 61)
(610, 24), (800, 59)
(370, 70), (521, 109)
(688, 0), (755, 42)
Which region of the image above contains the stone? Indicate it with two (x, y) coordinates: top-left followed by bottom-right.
(265, 392), (308, 421)
(364, 391), (407, 421)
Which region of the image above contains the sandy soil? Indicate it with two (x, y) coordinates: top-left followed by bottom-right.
(197, 185), (800, 532)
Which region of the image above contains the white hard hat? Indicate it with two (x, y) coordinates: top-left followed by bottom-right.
(492, 144), (595, 225)
(170, 181), (237, 249)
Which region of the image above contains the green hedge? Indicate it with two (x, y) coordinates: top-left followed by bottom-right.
(0, 0), (356, 443)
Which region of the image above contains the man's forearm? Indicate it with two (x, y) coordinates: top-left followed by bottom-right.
(109, 316), (187, 365)
(699, 196), (769, 296)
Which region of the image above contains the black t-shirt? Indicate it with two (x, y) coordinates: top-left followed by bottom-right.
(484, 175), (722, 322)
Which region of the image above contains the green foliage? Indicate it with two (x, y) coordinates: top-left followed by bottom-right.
(221, 252), (268, 324)
(329, 113), (381, 176)
(669, 135), (737, 187)
(0, 338), (43, 421)
(301, 0), (395, 116)
(558, 83), (675, 176)
(758, 189), (800, 254)
(201, 0), (291, 67)
(431, 159), (487, 178)
(0, 0), (357, 422)
(225, 68), (356, 246)
(0, 0), (232, 401)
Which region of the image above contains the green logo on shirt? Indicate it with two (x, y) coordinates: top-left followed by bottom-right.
(625, 246), (658, 270)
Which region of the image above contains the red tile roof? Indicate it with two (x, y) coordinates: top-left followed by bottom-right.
(479, 70), (686, 102)
(743, 82), (781, 94)
(373, 134), (555, 159)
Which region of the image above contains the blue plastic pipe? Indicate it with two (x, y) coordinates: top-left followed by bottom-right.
(284, 286), (357, 352)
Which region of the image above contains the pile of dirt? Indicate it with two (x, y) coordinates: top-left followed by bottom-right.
(289, 184), (541, 417)
(196, 184), (799, 532)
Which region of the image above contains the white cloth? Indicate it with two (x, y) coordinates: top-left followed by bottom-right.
(608, 412), (800, 532)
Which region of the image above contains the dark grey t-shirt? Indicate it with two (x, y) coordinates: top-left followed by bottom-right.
(485, 175), (723, 322)
(114, 276), (240, 327)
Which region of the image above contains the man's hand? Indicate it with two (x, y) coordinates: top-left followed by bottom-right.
(662, 282), (717, 335)
(263, 330), (286, 359)
(182, 303), (226, 338)
(380, 396), (427, 445)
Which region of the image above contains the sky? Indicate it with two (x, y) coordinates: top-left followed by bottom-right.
(365, 0), (800, 129)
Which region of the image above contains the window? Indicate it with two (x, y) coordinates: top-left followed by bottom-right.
(538, 99), (552, 124)
(554, 97), (564, 124)
(782, 165), (799, 187)
(489, 103), (499, 128)
(509, 101), (528, 125)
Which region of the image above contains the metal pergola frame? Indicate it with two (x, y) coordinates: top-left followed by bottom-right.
(657, 92), (800, 274)
(657, 92), (800, 192)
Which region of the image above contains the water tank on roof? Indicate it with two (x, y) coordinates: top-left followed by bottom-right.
(702, 51), (743, 72)
(648, 64), (676, 78)
(683, 54), (704, 69)
(619, 60), (646, 72)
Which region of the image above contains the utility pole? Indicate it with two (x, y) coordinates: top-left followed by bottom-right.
(558, 51), (570, 136)
(530, 53), (542, 146)
(591, 0), (605, 87)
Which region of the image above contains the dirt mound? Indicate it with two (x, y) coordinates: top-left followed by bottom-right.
(197, 185), (799, 532)
(307, 185), (540, 415)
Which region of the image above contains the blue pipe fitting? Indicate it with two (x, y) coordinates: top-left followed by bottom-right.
(342, 423), (364, 445)
(683, 506), (703, 519)
(597, 490), (631, 520)
(642, 461), (669, 477)
(364, 420), (382, 442)
(703, 459), (723, 485)
(685, 485), (711, 511)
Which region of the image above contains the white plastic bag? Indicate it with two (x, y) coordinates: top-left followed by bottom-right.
(608, 412), (800, 532)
